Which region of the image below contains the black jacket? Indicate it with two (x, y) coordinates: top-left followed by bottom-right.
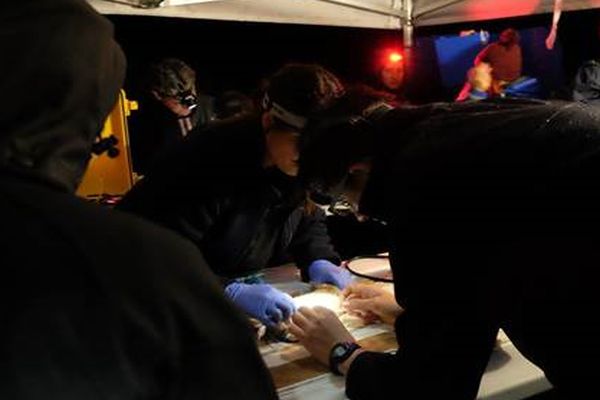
(0, 174), (278, 400)
(347, 99), (600, 399)
(118, 115), (340, 281)
(130, 94), (217, 175)
(0, 2), (277, 399)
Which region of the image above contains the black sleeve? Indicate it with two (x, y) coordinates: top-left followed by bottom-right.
(286, 207), (341, 279)
(128, 101), (182, 176)
(117, 174), (227, 248)
(346, 101), (600, 399)
(4, 187), (278, 400)
(164, 195), (227, 246)
(345, 351), (399, 399)
(346, 166), (502, 398)
(344, 246), (499, 399)
(110, 212), (279, 400)
(118, 118), (255, 244)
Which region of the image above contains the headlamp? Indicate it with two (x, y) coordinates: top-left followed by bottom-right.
(177, 90), (198, 110)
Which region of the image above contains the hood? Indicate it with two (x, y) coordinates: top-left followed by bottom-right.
(0, 0), (126, 192)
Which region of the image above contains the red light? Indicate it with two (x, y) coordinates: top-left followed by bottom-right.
(375, 47), (404, 71)
(388, 52), (403, 63)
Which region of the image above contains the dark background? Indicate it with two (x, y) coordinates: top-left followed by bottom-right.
(108, 8), (600, 103)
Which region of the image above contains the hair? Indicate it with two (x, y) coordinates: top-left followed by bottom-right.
(298, 87), (391, 204)
(300, 114), (376, 213)
(215, 90), (255, 119)
(145, 58), (196, 98)
(263, 63), (345, 127)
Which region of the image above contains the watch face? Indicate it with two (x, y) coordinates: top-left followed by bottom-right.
(330, 342), (359, 375)
(332, 343), (349, 358)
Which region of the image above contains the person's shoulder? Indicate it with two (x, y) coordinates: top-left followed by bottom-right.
(74, 194), (194, 247)
(443, 99), (600, 136)
(387, 99), (574, 129)
(75, 196), (216, 277)
(480, 42), (496, 52)
(140, 113), (264, 178)
(4, 180), (209, 278)
(181, 113), (262, 149)
(545, 100), (600, 127)
(579, 59), (600, 69)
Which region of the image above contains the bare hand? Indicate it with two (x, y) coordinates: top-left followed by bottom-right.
(342, 283), (403, 325)
(469, 62), (492, 92)
(545, 26), (557, 50)
(289, 306), (355, 366)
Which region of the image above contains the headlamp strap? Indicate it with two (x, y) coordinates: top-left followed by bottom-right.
(262, 93), (307, 130)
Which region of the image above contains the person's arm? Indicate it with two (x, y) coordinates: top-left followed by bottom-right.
(155, 226), (280, 400)
(119, 121), (247, 247)
(286, 207), (342, 278)
(291, 290), (498, 398)
(165, 195), (225, 245)
(224, 282), (296, 327)
(291, 234), (500, 399)
(474, 45), (491, 66)
(287, 307), (406, 398)
(545, 0), (563, 50)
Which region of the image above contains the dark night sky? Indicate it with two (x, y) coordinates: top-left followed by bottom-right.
(108, 8), (600, 102)
(109, 15), (402, 97)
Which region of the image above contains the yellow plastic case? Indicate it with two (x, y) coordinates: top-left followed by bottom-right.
(77, 90), (138, 199)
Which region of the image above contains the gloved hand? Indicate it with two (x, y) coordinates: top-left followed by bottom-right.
(225, 282), (296, 327)
(308, 259), (353, 289)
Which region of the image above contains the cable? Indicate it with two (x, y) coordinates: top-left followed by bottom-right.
(345, 255), (393, 283)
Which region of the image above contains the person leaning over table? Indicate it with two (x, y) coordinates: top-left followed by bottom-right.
(117, 64), (354, 328)
(289, 96), (600, 399)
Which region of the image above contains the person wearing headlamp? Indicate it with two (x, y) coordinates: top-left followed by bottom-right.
(117, 63), (353, 328)
(291, 97), (600, 398)
(130, 58), (218, 175)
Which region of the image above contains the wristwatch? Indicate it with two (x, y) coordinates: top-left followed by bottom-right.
(329, 341), (361, 376)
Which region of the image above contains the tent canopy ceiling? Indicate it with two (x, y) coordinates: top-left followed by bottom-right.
(88, 0), (600, 29)
(87, 0), (403, 29)
(414, 0), (600, 27)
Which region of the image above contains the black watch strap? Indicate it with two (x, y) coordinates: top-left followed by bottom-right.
(329, 341), (361, 376)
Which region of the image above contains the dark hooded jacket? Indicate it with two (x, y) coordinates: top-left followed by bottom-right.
(306, 99), (600, 399)
(117, 114), (340, 282)
(0, 1), (277, 399)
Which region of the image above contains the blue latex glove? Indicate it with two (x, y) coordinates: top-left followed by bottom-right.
(225, 282), (296, 327)
(307, 259), (353, 289)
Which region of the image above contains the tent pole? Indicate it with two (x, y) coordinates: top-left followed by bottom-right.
(403, 0), (413, 49)
(402, 0), (414, 83)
